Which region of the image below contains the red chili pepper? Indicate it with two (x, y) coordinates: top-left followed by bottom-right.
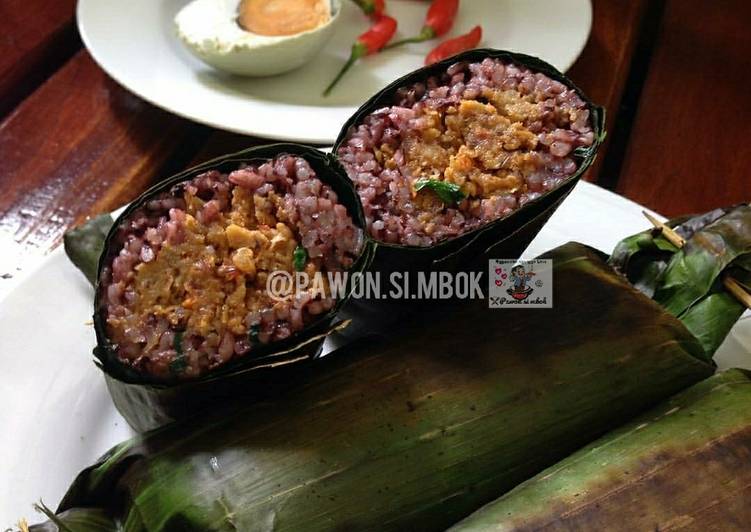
(385, 0), (459, 49)
(350, 0), (385, 18)
(425, 25), (482, 65)
(323, 14), (398, 96)
(424, 0), (459, 37)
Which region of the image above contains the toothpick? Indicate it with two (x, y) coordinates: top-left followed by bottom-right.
(722, 274), (751, 310)
(642, 211), (751, 310)
(642, 211), (685, 247)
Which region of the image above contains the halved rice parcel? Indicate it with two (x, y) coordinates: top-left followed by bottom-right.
(96, 146), (366, 381)
(336, 50), (604, 247)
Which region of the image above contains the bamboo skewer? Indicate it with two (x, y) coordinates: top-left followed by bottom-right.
(642, 211), (685, 247)
(721, 274), (751, 310)
(642, 210), (751, 310)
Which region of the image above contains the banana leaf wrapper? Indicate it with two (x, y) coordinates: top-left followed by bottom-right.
(64, 213), (115, 286)
(609, 204), (751, 356)
(32, 242), (713, 532)
(449, 368), (751, 531)
(81, 144), (375, 432)
(333, 49), (606, 275)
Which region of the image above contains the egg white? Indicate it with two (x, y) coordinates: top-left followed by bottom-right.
(176, 0), (341, 76)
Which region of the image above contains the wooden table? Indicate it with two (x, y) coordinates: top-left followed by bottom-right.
(0, 0), (748, 282)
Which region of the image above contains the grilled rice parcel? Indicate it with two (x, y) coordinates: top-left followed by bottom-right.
(338, 56), (597, 246)
(98, 153), (363, 380)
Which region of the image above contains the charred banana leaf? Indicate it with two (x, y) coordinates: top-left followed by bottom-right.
(333, 49), (606, 273)
(33, 243), (711, 532)
(610, 204), (751, 355)
(31, 505), (114, 532)
(71, 144), (373, 432)
(449, 369), (751, 531)
(63, 213), (114, 286)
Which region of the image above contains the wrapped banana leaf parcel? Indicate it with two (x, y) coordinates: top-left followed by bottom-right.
(333, 48), (606, 272)
(64, 144), (374, 432)
(37, 222), (751, 531)
(332, 48), (605, 342)
(447, 204), (751, 531)
(609, 203), (751, 357)
(64, 50), (605, 432)
(449, 369), (751, 531)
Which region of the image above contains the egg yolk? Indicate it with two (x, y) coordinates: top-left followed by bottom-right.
(238, 0), (331, 36)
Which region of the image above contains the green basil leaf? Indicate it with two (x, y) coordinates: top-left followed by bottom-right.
(248, 324), (261, 344)
(414, 179), (466, 206)
(293, 246), (307, 271)
(173, 331), (184, 356)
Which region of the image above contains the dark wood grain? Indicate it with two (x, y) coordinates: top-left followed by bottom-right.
(567, 0), (649, 182)
(615, 0), (751, 216)
(0, 0), (79, 117)
(0, 51), (205, 256)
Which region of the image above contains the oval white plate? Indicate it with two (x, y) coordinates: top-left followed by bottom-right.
(77, 0), (592, 143)
(3, 181), (750, 527)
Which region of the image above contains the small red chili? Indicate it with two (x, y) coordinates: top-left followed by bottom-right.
(323, 14), (398, 96)
(350, 0), (385, 18)
(385, 0), (459, 49)
(425, 25), (482, 65)
(424, 0), (460, 37)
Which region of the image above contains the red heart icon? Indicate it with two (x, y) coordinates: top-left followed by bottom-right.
(495, 268), (502, 275)
(495, 279), (502, 286)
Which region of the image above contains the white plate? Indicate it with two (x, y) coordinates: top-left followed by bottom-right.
(77, 0), (593, 143)
(3, 181), (750, 527)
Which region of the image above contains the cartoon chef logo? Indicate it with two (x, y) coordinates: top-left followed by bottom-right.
(489, 259), (552, 309)
(507, 264), (535, 301)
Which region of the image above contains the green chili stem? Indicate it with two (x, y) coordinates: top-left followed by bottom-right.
(323, 44), (366, 97)
(383, 27), (435, 50)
